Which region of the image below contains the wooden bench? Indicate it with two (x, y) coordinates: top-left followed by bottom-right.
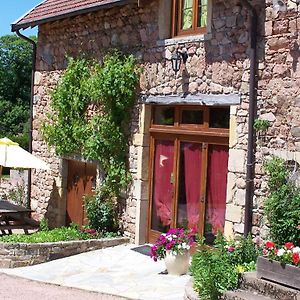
(0, 200), (39, 235)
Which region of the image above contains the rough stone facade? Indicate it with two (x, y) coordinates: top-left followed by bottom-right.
(29, 0), (300, 243)
(0, 170), (28, 206)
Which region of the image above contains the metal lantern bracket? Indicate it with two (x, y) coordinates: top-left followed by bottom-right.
(170, 49), (188, 73)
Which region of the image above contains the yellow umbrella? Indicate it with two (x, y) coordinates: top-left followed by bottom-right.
(0, 137), (49, 180)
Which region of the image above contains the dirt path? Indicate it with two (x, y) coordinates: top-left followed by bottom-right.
(0, 273), (128, 300)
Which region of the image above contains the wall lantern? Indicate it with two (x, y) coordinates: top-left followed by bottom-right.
(171, 49), (188, 73)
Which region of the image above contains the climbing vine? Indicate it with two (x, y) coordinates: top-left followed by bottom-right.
(42, 51), (140, 197)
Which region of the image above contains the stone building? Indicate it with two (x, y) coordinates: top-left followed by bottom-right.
(11, 0), (300, 244)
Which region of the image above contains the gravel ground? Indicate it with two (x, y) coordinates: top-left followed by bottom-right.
(0, 273), (129, 300)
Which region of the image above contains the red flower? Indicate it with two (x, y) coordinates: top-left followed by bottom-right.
(284, 242), (294, 250)
(265, 241), (275, 250)
(292, 253), (300, 265)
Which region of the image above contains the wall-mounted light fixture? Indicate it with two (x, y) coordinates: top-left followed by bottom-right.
(171, 49), (188, 73)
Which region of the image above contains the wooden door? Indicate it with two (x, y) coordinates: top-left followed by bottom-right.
(147, 105), (230, 243)
(148, 137), (228, 243)
(66, 160), (96, 226)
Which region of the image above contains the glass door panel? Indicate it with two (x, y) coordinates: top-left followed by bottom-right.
(205, 144), (229, 236)
(151, 140), (175, 233)
(177, 142), (202, 230)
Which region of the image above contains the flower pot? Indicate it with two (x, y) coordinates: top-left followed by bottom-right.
(164, 250), (190, 275)
(257, 256), (300, 290)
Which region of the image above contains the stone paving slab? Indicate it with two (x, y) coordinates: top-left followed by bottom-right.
(0, 244), (190, 300)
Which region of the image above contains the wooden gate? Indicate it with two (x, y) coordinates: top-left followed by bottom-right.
(66, 160), (96, 226)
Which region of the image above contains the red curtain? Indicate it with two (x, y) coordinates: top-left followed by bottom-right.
(183, 143), (202, 230)
(206, 145), (229, 235)
(153, 140), (174, 227)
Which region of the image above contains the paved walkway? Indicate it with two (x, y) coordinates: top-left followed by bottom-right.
(0, 244), (190, 300)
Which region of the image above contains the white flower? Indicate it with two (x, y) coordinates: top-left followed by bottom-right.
(172, 251), (177, 256)
(186, 245), (190, 250)
(172, 235), (177, 238)
(293, 247), (300, 254)
(167, 236), (173, 241)
(178, 244), (182, 249)
(277, 248), (285, 256)
(182, 243), (187, 249)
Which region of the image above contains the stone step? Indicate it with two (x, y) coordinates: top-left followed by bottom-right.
(222, 289), (273, 300)
(240, 272), (300, 300)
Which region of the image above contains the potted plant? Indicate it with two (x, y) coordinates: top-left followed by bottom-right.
(257, 241), (300, 289)
(150, 228), (196, 275)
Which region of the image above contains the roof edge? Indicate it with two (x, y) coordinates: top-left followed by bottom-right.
(11, 0), (137, 32)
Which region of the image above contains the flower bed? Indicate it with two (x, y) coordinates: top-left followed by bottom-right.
(262, 241), (300, 267)
(257, 241), (300, 289)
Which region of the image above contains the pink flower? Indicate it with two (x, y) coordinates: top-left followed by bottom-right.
(227, 246), (235, 253)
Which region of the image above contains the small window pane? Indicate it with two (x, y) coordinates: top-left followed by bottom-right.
(181, 110), (203, 125)
(181, 0), (193, 30)
(198, 0), (207, 28)
(154, 107), (175, 125)
(209, 107), (230, 129)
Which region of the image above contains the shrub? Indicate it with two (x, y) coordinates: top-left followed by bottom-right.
(191, 234), (260, 300)
(84, 192), (118, 234)
(264, 157), (300, 245)
(0, 224), (100, 243)
(191, 242), (239, 300)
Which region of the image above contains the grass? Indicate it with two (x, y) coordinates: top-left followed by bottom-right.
(0, 225), (119, 243)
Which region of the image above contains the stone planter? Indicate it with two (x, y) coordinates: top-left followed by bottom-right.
(164, 250), (190, 275)
(257, 256), (300, 290)
(0, 237), (129, 268)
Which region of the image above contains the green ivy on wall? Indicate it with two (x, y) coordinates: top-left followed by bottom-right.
(42, 51), (140, 198)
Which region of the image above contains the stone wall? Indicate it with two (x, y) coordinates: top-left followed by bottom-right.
(32, 0), (255, 242)
(30, 0), (300, 242)
(0, 170), (28, 207)
(0, 237), (129, 268)
(225, 0), (300, 239)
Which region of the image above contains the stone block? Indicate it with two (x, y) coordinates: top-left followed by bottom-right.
(136, 146), (149, 181)
(228, 149), (246, 173)
(291, 127), (300, 137)
(229, 115), (237, 147)
(234, 223), (244, 234)
(133, 179), (149, 201)
(224, 221), (234, 239)
(234, 188), (246, 206)
(261, 112), (276, 122)
(135, 200), (149, 245)
(34, 71), (42, 85)
(225, 204), (243, 223)
(226, 172), (236, 203)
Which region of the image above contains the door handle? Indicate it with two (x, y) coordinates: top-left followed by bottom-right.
(170, 173), (174, 184)
(200, 195), (205, 203)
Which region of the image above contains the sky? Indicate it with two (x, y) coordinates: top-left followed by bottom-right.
(0, 0), (43, 37)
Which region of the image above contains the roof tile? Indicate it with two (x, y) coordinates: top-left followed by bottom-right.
(12, 0), (129, 31)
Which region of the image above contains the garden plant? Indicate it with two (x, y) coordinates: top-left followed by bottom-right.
(191, 233), (260, 300)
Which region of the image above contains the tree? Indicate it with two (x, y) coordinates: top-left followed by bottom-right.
(0, 34), (36, 149)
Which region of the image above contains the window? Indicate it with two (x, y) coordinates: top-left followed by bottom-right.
(151, 105), (230, 136)
(172, 0), (208, 36)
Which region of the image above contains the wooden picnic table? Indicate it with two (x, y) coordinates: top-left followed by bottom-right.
(0, 200), (39, 235)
